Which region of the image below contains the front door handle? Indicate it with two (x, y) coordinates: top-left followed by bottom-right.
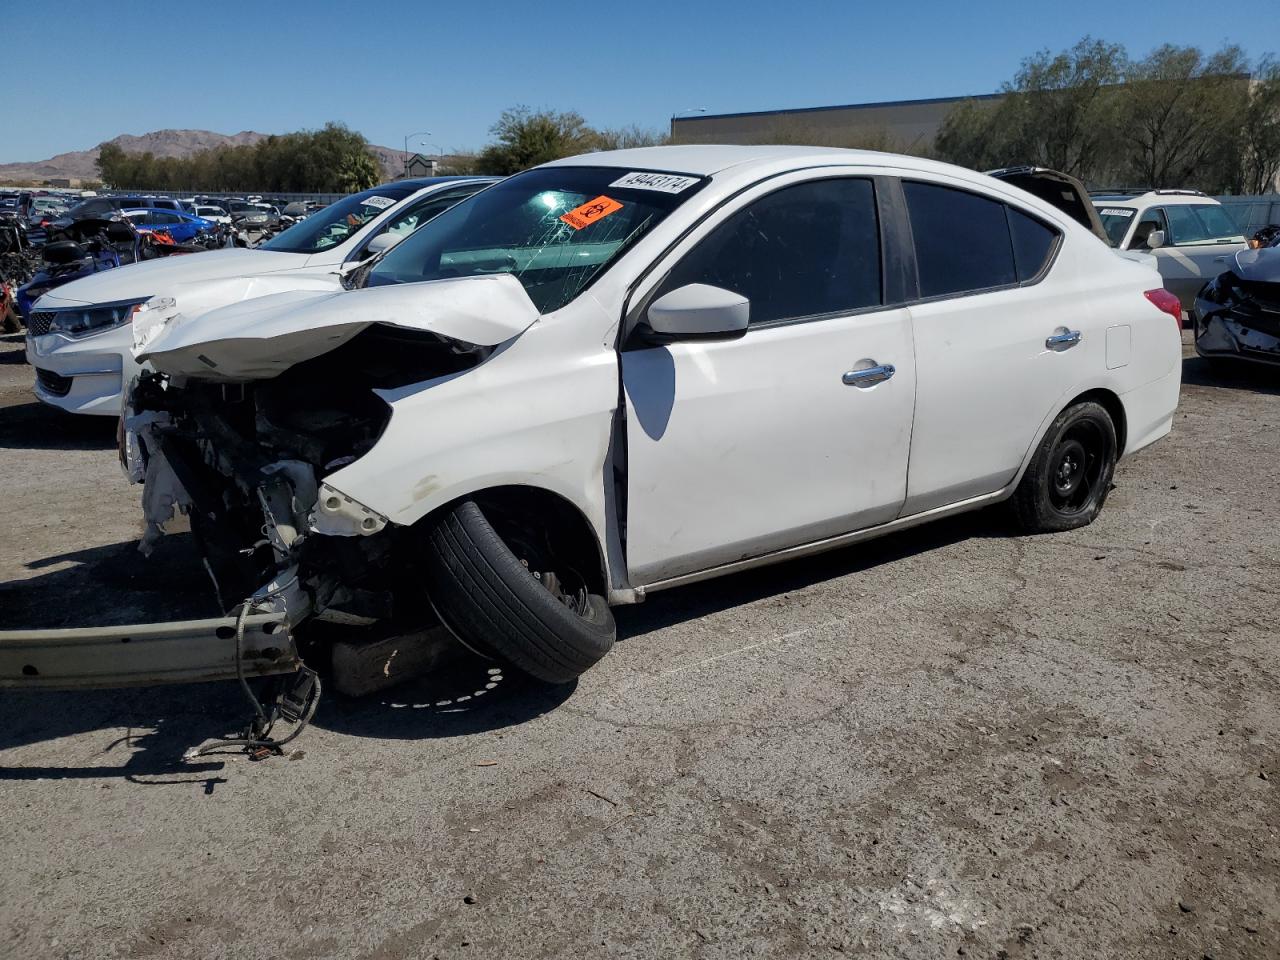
(1045, 328), (1082, 350)
(842, 362), (896, 387)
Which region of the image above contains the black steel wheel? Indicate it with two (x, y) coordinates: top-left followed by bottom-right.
(1011, 401), (1117, 533)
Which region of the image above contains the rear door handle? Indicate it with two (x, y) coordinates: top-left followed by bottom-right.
(842, 362), (896, 386)
(1045, 328), (1082, 350)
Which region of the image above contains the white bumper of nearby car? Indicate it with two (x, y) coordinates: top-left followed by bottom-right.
(26, 315), (137, 417)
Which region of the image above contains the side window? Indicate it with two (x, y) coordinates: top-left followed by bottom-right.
(1008, 208), (1060, 282)
(1165, 204), (1241, 245)
(655, 178), (882, 326)
(1131, 208), (1169, 250)
(383, 187), (482, 239)
(355, 186), (485, 261)
(1163, 205), (1210, 245)
(903, 181), (1016, 298)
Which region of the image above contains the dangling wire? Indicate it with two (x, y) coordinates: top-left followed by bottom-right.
(184, 599), (321, 760)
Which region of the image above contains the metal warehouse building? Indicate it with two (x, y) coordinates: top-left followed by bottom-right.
(670, 94), (1000, 152)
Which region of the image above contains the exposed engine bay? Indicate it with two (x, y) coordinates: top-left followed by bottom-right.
(124, 323), (492, 629)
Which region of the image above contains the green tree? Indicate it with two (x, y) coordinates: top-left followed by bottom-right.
(476, 107), (600, 175)
(94, 143), (127, 186)
(934, 99), (1009, 172)
(936, 38), (1127, 180)
(91, 122), (381, 192)
(1238, 58), (1280, 194)
(593, 124), (670, 150)
(1117, 44), (1250, 190)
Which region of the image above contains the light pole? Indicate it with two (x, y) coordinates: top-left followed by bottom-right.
(670, 108), (706, 142)
(403, 130), (431, 178)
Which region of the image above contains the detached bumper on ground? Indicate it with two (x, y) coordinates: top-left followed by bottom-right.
(0, 612), (299, 689)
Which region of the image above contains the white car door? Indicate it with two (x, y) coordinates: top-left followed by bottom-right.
(621, 174), (916, 585)
(899, 178), (1096, 514)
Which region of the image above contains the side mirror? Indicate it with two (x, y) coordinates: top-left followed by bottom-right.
(643, 283), (749, 343)
(363, 231), (403, 258)
(1144, 229), (1165, 250)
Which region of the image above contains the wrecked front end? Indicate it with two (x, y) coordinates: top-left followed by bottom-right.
(3, 276), (539, 708)
(1194, 249), (1280, 367)
(124, 320), (489, 630)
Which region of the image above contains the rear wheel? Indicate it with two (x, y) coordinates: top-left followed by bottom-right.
(1011, 401), (1117, 533)
(423, 500), (615, 684)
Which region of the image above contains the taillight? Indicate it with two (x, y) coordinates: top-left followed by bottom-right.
(1144, 288), (1183, 331)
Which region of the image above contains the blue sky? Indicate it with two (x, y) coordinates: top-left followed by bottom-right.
(3, 0), (1277, 162)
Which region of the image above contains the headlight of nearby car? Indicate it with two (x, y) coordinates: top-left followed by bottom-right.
(46, 297), (155, 339)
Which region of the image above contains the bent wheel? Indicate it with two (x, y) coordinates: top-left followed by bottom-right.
(423, 500), (615, 684)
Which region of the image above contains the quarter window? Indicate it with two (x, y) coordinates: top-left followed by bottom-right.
(903, 181), (1017, 298)
(656, 178), (882, 326)
(1008, 208), (1059, 281)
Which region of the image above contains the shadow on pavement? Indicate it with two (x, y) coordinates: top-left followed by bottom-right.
(615, 507), (1001, 641)
(316, 663), (576, 741)
(0, 534), (215, 630)
(0, 401), (118, 451)
(1182, 354), (1280, 395)
(0, 493), (1010, 770)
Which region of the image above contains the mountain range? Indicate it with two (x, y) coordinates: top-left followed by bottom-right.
(0, 129), (411, 184)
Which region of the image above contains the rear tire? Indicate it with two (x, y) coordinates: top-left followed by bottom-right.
(1011, 401), (1117, 533)
(424, 500), (615, 684)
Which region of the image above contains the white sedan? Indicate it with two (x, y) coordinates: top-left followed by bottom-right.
(23, 176), (496, 416)
(2, 146), (1182, 697)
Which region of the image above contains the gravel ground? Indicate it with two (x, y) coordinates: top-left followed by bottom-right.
(0, 329), (1277, 960)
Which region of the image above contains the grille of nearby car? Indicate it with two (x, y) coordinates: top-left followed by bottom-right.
(28, 311), (55, 336)
(35, 367), (72, 397)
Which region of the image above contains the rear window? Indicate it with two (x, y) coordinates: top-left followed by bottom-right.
(903, 181), (1016, 298)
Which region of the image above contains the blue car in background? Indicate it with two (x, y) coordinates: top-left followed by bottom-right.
(16, 218), (144, 327)
(120, 208), (215, 243)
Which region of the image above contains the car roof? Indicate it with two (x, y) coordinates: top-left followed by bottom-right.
(394, 175), (500, 189)
(540, 144), (967, 179)
(1090, 191), (1220, 207)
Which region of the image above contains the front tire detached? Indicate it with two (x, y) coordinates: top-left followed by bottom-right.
(423, 500), (615, 684)
(1011, 400), (1117, 533)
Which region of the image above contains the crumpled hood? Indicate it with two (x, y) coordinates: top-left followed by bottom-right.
(31, 247), (311, 308)
(1230, 247), (1280, 283)
(134, 273), (540, 380)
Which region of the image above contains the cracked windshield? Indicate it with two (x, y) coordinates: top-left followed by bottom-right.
(367, 167), (705, 312)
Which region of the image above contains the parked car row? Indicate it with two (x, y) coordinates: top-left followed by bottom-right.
(5, 147), (1184, 737)
(25, 176), (496, 414)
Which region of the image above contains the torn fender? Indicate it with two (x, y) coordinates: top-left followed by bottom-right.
(134, 274), (540, 380)
(0, 613), (299, 690)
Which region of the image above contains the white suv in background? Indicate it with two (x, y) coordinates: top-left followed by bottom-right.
(1093, 190), (1247, 309)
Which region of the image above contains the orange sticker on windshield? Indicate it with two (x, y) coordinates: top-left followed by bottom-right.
(560, 195), (623, 230)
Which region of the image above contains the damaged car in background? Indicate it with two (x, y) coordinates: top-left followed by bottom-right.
(1193, 244), (1280, 368)
(25, 176), (496, 416)
(0, 146), (1183, 756)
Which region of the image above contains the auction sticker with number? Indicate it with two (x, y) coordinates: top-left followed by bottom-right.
(363, 196), (397, 209)
(1100, 208), (1135, 217)
(609, 172), (700, 194)
(560, 195), (623, 230)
